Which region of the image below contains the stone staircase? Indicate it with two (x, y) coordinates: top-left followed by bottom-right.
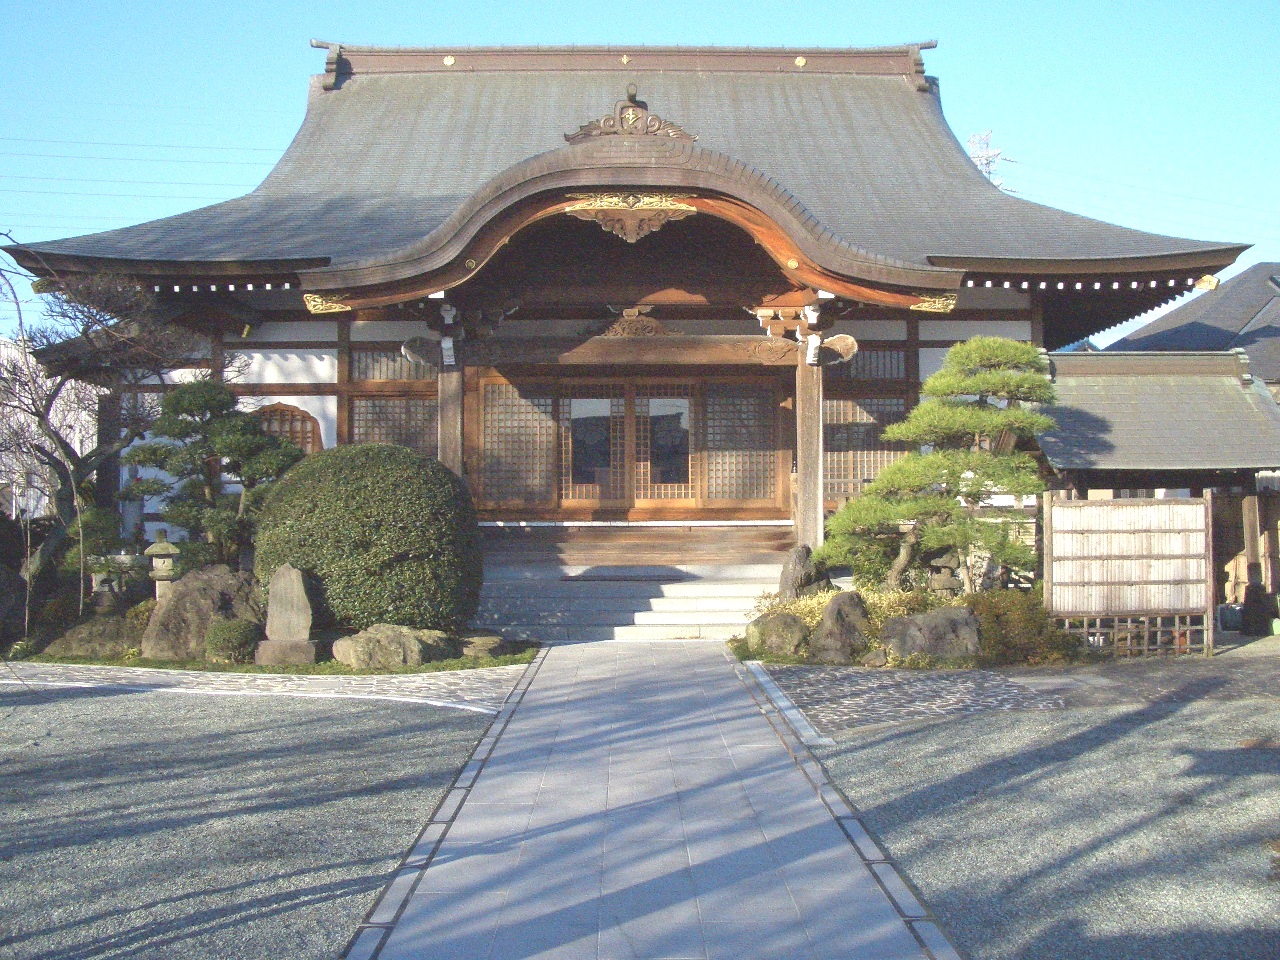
(476, 525), (789, 644)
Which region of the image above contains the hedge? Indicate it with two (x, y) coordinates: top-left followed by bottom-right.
(253, 444), (483, 632)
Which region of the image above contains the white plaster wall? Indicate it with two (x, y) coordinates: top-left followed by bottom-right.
(954, 287), (1031, 311)
(920, 319), (1033, 341)
(138, 366), (209, 386)
(918, 347), (950, 381)
(834, 320), (908, 341)
(232, 321), (337, 343)
(238, 394), (338, 449)
(229, 349), (337, 385)
(351, 319), (435, 341)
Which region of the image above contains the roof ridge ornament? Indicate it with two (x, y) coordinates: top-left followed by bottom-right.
(565, 85), (697, 144)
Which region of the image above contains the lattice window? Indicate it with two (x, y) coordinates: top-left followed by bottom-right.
(255, 403), (323, 453)
(481, 382), (556, 504)
(351, 397), (438, 456)
(560, 389), (626, 501)
(350, 348), (437, 381)
(829, 349), (907, 381)
(823, 397), (908, 497)
(705, 384), (775, 501)
(635, 385), (695, 500)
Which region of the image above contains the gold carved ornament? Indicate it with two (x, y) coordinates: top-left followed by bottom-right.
(303, 293), (353, 314)
(564, 192), (698, 244)
(565, 85), (697, 144)
(908, 293), (958, 313)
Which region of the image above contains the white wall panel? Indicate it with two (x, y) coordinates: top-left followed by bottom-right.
(233, 321), (337, 343)
(351, 320), (435, 341)
(833, 320), (908, 341)
(918, 347), (949, 381)
(231, 349), (337, 385)
(920, 319), (1033, 341)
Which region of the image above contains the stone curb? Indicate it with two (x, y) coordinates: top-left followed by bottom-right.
(729, 650), (968, 960)
(341, 646), (550, 960)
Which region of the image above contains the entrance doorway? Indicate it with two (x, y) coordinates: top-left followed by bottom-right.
(476, 374), (786, 518)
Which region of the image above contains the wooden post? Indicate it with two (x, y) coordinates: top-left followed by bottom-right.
(1243, 491), (1262, 582)
(335, 319), (350, 444)
(1042, 495), (1054, 615)
(438, 366), (464, 475)
(1204, 490), (1215, 654)
(794, 359), (823, 549)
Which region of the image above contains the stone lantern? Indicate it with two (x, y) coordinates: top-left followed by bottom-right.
(144, 530), (182, 602)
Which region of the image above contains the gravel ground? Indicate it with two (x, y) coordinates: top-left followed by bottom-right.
(815, 686), (1280, 960)
(0, 683), (495, 960)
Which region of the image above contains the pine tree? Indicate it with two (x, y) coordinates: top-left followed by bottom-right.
(822, 337), (1055, 592)
(122, 380), (303, 568)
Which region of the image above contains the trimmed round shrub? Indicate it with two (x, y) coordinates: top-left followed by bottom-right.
(204, 617), (263, 663)
(964, 587), (1081, 664)
(253, 444), (483, 632)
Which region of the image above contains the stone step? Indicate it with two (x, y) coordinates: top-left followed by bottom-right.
(499, 623), (745, 644)
(483, 563), (783, 582)
(477, 595), (760, 617)
(475, 607), (753, 628)
(480, 581), (773, 601)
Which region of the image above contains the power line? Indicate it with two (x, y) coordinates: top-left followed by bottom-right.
(0, 188), (239, 200)
(1, 174), (258, 188)
(0, 151), (274, 166)
(1012, 159), (1272, 216)
(0, 136), (285, 153)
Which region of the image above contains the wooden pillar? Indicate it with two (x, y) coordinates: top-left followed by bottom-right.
(335, 319), (350, 444)
(794, 359), (824, 549)
(1243, 491), (1262, 583)
(438, 365), (464, 475)
(95, 393), (122, 509)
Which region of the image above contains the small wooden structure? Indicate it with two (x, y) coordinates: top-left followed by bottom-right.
(1044, 497), (1215, 654)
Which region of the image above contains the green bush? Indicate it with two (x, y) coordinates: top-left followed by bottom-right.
(253, 444), (483, 632)
(124, 599), (156, 641)
(204, 617), (263, 663)
(964, 587), (1081, 665)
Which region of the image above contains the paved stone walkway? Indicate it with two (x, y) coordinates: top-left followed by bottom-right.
(766, 666), (1062, 735)
(355, 642), (951, 960)
(0, 661), (525, 713)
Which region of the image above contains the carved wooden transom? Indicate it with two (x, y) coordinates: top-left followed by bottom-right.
(565, 86), (697, 144)
(564, 192), (698, 243)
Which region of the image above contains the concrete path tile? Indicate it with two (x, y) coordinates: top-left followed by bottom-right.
(372, 642), (938, 960)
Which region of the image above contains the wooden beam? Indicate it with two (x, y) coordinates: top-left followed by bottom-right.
(794, 360), (824, 549)
(460, 335), (799, 366)
(438, 366), (464, 474)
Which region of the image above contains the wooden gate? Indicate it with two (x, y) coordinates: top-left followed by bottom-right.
(1044, 497), (1215, 655)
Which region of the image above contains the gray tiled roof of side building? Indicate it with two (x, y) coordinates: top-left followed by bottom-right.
(6, 46), (1244, 272)
(1113, 263), (1280, 380)
(1037, 351), (1280, 471)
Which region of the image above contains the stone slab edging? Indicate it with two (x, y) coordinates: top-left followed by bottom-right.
(342, 645), (550, 960)
(729, 651), (967, 960)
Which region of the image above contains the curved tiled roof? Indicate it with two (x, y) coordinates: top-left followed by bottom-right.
(1114, 263), (1280, 379)
(6, 44), (1244, 288)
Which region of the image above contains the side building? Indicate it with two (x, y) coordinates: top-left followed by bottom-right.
(3, 43), (1245, 547)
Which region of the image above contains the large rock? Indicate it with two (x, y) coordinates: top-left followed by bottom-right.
(265, 563), (312, 644)
(745, 611), (809, 657)
(43, 616), (132, 659)
(458, 632), (514, 659)
(778, 545), (831, 600)
(255, 639), (315, 666)
(140, 565), (263, 661)
(332, 624), (453, 670)
(881, 607), (980, 661)
(808, 591), (870, 664)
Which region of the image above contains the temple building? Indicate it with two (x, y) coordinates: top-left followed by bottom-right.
(3, 42), (1246, 548)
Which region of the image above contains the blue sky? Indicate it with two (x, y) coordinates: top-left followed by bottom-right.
(2, 0), (1276, 342)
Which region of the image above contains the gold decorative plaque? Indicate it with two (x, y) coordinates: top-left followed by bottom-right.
(303, 293), (353, 314)
(908, 293), (958, 313)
